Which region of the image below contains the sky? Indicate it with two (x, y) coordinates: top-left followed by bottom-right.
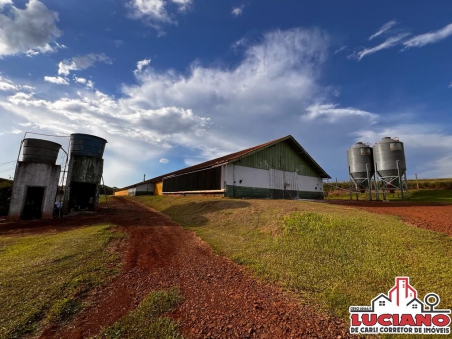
(0, 0), (452, 187)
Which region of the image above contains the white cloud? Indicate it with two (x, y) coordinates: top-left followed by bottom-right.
(172, 0), (191, 12)
(159, 158), (169, 163)
(304, 103), (378, 123)
(232, 5), (245, 17)
(74, 77), (94, 89)
(74, 77), (87, 84)
(448, 82), (452, 88)
(0, 0), (12, 9)
(134, 58), (151, 74)
(369, 20), (398, 40)
(1, 28), (333, 185)
(1, 127), (23, 134)
(0, 76), (34, 92)
(333, 46), (347, 55)
(232, 38), (247, 52)
(404, 23), (452, 48)
(0, 76), (19, 91)
(58, 61), (78, 76)
(0, 0), (61, 56)
(349, 33), (409, 60)
(127, 0), (192, 31)
(44, 76), (69, 85)
(58, 53), (112, 76)
(2, 27), (452, 184)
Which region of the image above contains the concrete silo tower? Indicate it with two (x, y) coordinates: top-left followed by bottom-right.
(63, 134), (107, 213)
(8, 139), (62, 221)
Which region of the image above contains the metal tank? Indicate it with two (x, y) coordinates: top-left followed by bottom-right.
(64, 133), (107, 214)
(347, 142), (374, 188)
(373, 137), (406, 178)
(22, 138), (61, 165)
(70, 134), (107, 159)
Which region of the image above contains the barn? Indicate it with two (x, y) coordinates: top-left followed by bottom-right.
(115, 135), (330, 199)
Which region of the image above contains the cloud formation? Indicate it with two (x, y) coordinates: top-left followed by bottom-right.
(0, 0), (61, 56)
(349, 21), (452, 60)
(349, 33), (409, 60)
(74, 77), (94, 89)
(232, 5), (245, 17)
(44, 76), (69, 85)
(404, 23), (452, 48)
(134, 58), (151, 74)
(5, 27), (441, 185)
(304, 104), (378, 123)
(0, 76), (20, 91)
(58, 53), (112, 76)
(127, 0), (192, 31)
(369, 20), (398, 40)
(1, 28), (335, 184)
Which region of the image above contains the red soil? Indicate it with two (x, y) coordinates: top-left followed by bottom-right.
(1, 197), (353, 339)
(330, 200), (452, 236)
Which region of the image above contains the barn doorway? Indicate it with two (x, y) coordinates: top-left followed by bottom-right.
(22, 186), (45, 220)
(269, 170), (299, 199)
(69, 182), (96, 211)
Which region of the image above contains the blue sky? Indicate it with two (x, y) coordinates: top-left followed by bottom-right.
(1, 0), (452, 187)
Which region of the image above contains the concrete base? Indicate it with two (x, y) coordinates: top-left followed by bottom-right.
(8, 162), (61, 221)
(224, 185), (324, 199)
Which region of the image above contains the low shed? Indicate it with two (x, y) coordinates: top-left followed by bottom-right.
(116, 135), (330, 199)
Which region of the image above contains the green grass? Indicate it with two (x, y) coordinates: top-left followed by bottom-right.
(0, 224), (123, 338)
(134, 196), (452, 339)
(96, 287), (184, 339)
(99, 195), (114, 204)
(325, 178), (452, 191)
(326, 189), (452, 203)
(408, 189), (452, 202)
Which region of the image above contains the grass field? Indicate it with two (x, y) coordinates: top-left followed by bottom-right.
(326, 188), (452, 203)
(324, 178), (452, 191)
(96, 288), (183, 339)
(0, 224), (122, 338)
(135, 196), (452, 339)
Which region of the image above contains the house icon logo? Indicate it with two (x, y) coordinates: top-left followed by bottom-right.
(349, 277), (451, 335)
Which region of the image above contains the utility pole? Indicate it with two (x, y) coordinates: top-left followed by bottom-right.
(415, 173), (419, 190)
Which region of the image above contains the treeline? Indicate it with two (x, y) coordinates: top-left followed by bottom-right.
(324, 178), (452, 191)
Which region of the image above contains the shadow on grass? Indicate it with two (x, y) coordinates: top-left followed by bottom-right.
(160, 199), (250, 227)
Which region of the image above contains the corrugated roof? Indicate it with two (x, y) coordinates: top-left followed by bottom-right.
(117, 135), (330, 190)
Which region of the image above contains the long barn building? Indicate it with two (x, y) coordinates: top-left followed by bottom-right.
(115, 135), (330, 199)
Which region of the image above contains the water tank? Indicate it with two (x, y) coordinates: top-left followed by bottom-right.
(22, 139), (61, 165)
(347, 142), (374, 187)
(373, 137), (406, 178)
(70, 134), (107, 159)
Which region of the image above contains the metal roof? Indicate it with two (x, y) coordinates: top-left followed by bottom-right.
(117, 135), (330, 190)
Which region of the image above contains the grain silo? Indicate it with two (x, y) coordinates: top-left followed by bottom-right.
(373, 136), (409, 199)
(8, 139), (62, 221)
(347, 142), (377, 200)
(63, 134), (107, 213)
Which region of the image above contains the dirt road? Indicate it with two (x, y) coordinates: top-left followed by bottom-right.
(7, 197), (352, 339)
(331, 200), (452, 236)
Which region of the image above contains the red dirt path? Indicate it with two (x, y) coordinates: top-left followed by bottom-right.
(1, 197), (353, 339)
(330, 200), (452, 236)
